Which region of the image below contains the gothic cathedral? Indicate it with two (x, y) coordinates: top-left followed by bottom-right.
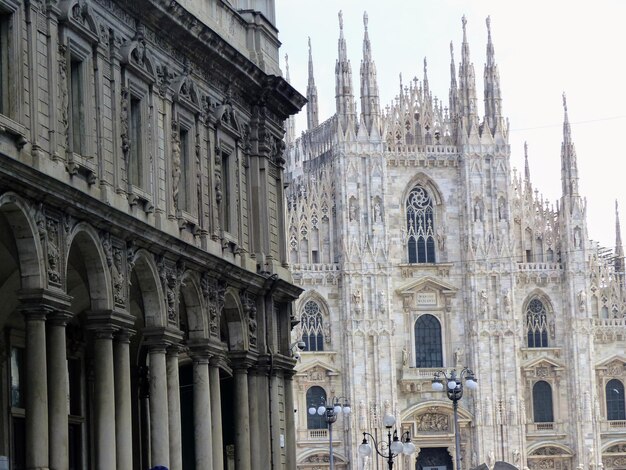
(285, 12), (626, 470)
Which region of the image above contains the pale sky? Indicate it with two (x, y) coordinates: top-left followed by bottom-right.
(275, 0), (626, 251)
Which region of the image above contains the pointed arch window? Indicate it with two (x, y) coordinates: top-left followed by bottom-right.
(406, 185), (436, 263)
(306, 386), (327, 429)
(532, 381), (554, 422)
(300, 300), (324, 352)
(606, 379), (626, 421)
(414, 314), (442, 368)
(526, 298), (549, 348)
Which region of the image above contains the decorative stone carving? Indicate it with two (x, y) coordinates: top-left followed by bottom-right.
(607, 443), (626, 453)
(171, 122), (181, 210)
(415, 413), (449, 432)
(112, 247), (126, 307)
(157, 257), (185, 324)
(45, 217), (61, 287)
(156, 64), (173, 97)
(240, 291), (257, 349)
(200, 273), (226, 336)
(531, 447), (562, 456)
(120, 86), (130, 157)
(58, 43), (70, 155)
(100, 231), (113, 268)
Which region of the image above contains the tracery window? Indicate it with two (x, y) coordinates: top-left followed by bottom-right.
(300, 300), (324, 352)
(526, 298), (549, 348)
(406, 185), (436, 263)
(414, 314), (442, 368)
(306, 386), (327, 429)
(606, 379), (626, 420)
(532, 380), (554, 422)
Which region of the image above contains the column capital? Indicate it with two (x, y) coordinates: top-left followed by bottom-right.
(142, 326), (184, 348)
(167, 343), (186, 356)
(17, 288), (72, 312)
(47, 310), (73, 326)
(230, 352), (256, 372)
(114, 328), (135, 343)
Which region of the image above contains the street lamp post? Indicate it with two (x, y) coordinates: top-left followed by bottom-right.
(308, 396), (351, 470)
(431, 368), (478, 470)
(357, 413), (417, 470)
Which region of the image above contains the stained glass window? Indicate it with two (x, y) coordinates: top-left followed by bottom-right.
(526, 299), (549, 348)
(406, 185), (436, 263)
(301, 300), (324, 351)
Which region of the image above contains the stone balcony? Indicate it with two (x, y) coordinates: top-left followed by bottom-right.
(594, 317), (626, 342)
(516, 262), (562, 285)
(399, 367), (441, 393)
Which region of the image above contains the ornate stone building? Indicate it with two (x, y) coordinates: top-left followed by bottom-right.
(0, 0), (304, 469)
(286, 12), (626, 470)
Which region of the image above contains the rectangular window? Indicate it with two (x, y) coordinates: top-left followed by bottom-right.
(0, 13), (11, 115)
(179, 128), (189, 211)
(70, 59), (85, 155)
(221, 152), (230, 231)
(129, 97), (143, 187)
(10, 346), (24, 409)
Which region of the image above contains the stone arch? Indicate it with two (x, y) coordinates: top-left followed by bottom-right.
(179, 271), (207, 340)
(522, 289), (555, 314)
(527, 442), (574, 456)
(602, 440), (626, 453)
(128, 249), (166, 327)
(65, 222), (112, 312)
(401, 399), (474, 423)
(221, 287), (246, 351)
(296, 448), (349, 467)
(403, 172), (444, 206)
(0, 193), (45, 289)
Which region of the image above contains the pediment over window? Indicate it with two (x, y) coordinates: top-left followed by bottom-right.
(396, 276), (457, 312)
(59, 0), (100, 43)
(214, 91), (241, 136)
(171, 60), (201, 111)
(596, 355), (626, 377)
(120, 28), (156, 84)
(528, 445), (573, 457)
(522, 358), (565, 378)
(295, 360), (339, 383)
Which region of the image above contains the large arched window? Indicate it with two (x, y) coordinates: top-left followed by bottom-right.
(532, 381), (554, 422)
(406, 185), (436, 263)
(606, 379), (626, 420)
(300, 300), (324, 351)
(306, 386), (327, 429)
(414, 314), (442, 368)
(526, 298), (549, 347)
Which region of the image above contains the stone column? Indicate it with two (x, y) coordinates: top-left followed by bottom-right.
(149, 344), (170, 468)
(167, 346), (183, 470)
(47, 311), (71, 470)
(284, 372), (297, 469)
(24, 308), (49, 469)
(248, 370), (260, 465)
(234, 365), (251, 470)
(193, 354), (213, 469)
(269, 371), (282, 466)
(209, 359), (224, 470)
(93, 328), (117, 470)
(114, 329), (133, 470)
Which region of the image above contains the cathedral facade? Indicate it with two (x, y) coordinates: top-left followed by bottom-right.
(286, 12), (626, 470)
(0, 0), (304, 469)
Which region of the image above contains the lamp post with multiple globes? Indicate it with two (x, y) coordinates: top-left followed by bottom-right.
(308, 396), (351, 470)
(431, 368), (478, 470)
(357, 413), (417, 469)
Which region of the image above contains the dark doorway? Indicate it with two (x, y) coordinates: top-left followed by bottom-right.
(416, 447), (453, 470)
